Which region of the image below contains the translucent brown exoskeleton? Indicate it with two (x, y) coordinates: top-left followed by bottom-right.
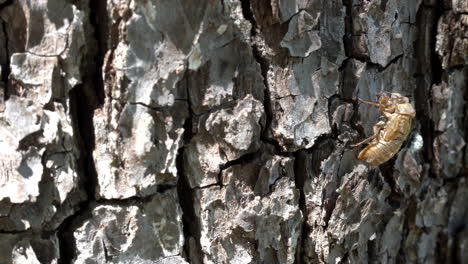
(352, 93), (416, 166)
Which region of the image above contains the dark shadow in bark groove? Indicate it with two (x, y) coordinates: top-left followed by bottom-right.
(293, 150), (309, 264)
(176, 147), (203, 264)
(176, 142), (203, 263)
(464, 75), (468, 177)
(252, 44), (287, 154)
(57, 84), (100, 264)
(57, 1), (107, 262)
(0, 17), (11, 101)
(240, 0), (256, 37)
(379, 160), (397, 189)
(87, 0), (107, 105)
(239, 0), (291, 156)
(176, 71), (203, 264)
(428, 3), (443, 86)
(413, 2), (443, 166)
(293, 137), (336, 264)
(218, 150), (261, 186)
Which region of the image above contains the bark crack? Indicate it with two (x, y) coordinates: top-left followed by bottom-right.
(239, 0), (256, 37)
(346, 53), (404, 72)
(176, 72), (203, 264)
(413, 1), (443, 166)
(238, 0), (288, 156)
(0, 16), (10, 101)
(57, 1), (108, 263)
(176, 144), (203, 264)
(57, 85), (99, 264)
(238, 2), (315, 263)
(217, 150), (261, 186)
(292, 152), (307, 243)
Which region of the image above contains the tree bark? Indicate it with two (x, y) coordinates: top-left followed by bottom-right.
(0, 0), (466, 263)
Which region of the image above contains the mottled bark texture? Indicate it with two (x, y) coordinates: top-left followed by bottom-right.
(0, 0), (466, 263)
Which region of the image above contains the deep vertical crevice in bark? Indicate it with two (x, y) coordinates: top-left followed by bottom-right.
(293, 150), (308, 264)
(253, 46), (284, 152)
(464, 76), (468, 176)
(296, 137), (336, 263)
(176, 74), (203, 264)
(342, 0), (369, 61)
(57, 1), (108, 263)
(176, 146), (203, 264)
(379, 161), (398, 192)
(0, 16), (10, 101)
(87, 0), (107, 105)
(239, 0), (286, 154)
(342, 0), (354, 59)
(239, 0), (256, 37)
(414, 1), (443, 166)
(58, 85), (98, 264)
(429, 1), (444, 86)
(340, 0), (366, 145)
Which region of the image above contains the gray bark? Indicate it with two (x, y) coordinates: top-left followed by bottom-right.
(0, 0), (466, 263)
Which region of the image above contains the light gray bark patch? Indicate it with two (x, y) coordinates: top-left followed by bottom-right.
(280, 10), (321, 57)
(73, 190), (186, 264)
(267, 0), (345, 151)
(0, 0), (89, 238)
(93, 101), (188, 199)
(184, 95), (265, 188)
(194, 152), (302, 264)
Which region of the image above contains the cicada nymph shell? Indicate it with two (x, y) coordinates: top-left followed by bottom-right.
(352, 93), (416, 166)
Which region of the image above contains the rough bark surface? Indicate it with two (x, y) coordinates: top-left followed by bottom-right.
(0, 0), (466, 263)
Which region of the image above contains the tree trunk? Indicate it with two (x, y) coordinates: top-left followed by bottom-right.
(0, 0), (466, 263)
